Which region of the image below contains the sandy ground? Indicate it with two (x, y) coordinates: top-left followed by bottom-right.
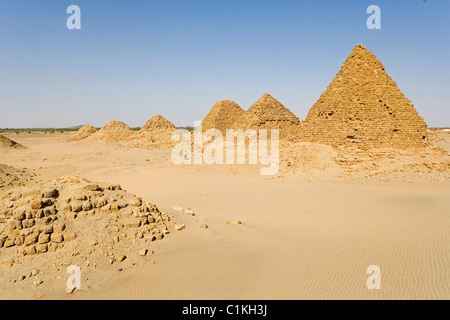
(1, 133), (449, 300)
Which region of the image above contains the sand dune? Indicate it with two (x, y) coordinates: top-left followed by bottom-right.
(0, 131), (449, 300)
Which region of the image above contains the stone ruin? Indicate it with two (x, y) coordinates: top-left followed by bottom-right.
(129, 115), (177, 147)
(86, 120), (134, 142)
(0, 135), (26, 149)
(65, 125), (97, 142)
(299, 44), (428, 150)
(0, 176), (174, 256)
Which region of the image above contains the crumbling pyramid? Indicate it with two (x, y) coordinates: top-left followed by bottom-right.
(129, 115), (176, 146)
(0, 176), (176, 256)
(232, 93), (301, 140)
(299, 44), (428, 149)
(0, 135), (26, 149)
(65, 124), (97, 142)
(86, 120), (134, 143)
(141, 115), (176, 132)
(201, 100), (246, 133)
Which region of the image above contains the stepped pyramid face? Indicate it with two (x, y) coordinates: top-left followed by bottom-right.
(201, 100), (246, 132)
(300, 44), (427, 149)
(232, 94), (300, 139)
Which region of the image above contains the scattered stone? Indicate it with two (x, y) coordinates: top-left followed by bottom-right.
(33, 279), (43, 287)
(174, 224), (185, 231)
(65, 287), (75, 295)
(172, 205), (183, 212)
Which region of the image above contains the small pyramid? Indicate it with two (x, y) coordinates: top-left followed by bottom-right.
(0, 135), (26, 149)
(201, 100), (246, 132)
(299, 44), (428, 149)
(129, 115), (176, 147)
(65, 124), (97, 142)
(86, 120), (134, 142)
(232, 94), (300, 140)
(141, 115), (176, 132)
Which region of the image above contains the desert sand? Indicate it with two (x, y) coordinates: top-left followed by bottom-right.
(1, 45), (449, 300)
(0, 131), (449, 300)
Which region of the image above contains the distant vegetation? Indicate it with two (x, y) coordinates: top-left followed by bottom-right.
(177, 126), (194, 133)
(0, 126), (195, 134)
(0, 128), (80, 134)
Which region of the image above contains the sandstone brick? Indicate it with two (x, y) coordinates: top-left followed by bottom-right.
(51, 233), (64, 243)
(299, 44), (428, 150)
(30, 200), (44, 210)
(25, 234), (38, 246)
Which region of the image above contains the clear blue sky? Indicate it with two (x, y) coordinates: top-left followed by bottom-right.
(0, 0), (449, 128)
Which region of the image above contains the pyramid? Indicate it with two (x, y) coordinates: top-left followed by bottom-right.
(129, 115), (176, 147)
(201, 100), (246, 133)
(86, 120), (134, 142)
(0, 135), (26, 149)
(141, 115), (176, 132)
(65, 124), (97, 142)
(232, 93), (301, 140)
(299, 44), (428, 149)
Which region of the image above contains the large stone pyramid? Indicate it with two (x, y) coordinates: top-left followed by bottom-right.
(299, 44), (427, 149)
(232, 93), (300, 140)
(201, 100), (246, 132)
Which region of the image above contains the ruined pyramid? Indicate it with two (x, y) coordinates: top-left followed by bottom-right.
(86, 120), (134, 142)
(0, 135), (26, 149)
(299, 44), (428, 149)
(141, 115), (176, 132)
(65, 124), (97, 142)
(232, 93), (301, 140)
(129, 115), (176, 147)
(201, 99), (246, 133)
